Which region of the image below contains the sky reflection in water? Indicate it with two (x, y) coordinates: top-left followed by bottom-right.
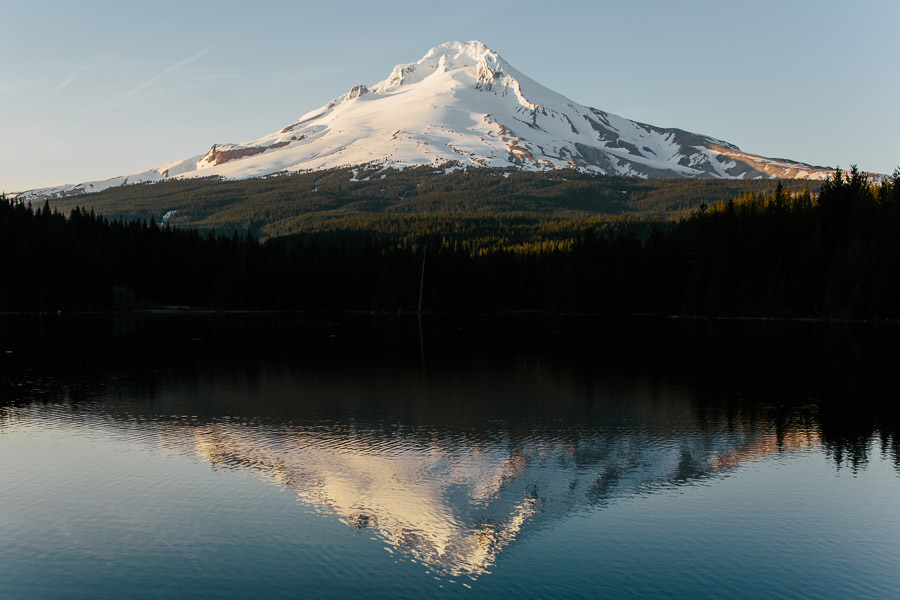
(1, 315), (899, 598)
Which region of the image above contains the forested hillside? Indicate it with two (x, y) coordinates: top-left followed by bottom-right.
(3, 167), (897, 317)
(42, 167), (817, 240)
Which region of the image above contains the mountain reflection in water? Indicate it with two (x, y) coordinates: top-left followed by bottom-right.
(1, 314), (898, 585)
(157, 413), (817, 578)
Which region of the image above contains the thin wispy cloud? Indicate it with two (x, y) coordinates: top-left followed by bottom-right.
(124, 49), (209, 98)
(43, 64), (94, 100)
(54, 65), (91, 92)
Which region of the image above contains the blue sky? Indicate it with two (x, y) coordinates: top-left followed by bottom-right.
(2, 0), (897, 192)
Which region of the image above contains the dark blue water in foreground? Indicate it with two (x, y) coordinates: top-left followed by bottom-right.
(1, 315), (898, 599)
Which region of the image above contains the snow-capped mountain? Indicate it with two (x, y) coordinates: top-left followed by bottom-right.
(21, 41), (833, 199)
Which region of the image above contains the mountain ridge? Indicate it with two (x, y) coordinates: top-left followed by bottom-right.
(18, 41), (834, 200)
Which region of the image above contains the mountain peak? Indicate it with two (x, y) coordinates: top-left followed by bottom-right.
(421, 40), (500, 67)
(19, 41), (835, 199)
(372, 40), (505, 93)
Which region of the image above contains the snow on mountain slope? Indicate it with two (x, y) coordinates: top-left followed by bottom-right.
(19, 41), (833, 200)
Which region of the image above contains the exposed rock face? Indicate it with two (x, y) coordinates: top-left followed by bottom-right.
(341, 84), (369, 101)
(200, 141), (291, 167)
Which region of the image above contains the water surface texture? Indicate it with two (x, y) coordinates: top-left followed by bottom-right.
(2, 315), (898, 599)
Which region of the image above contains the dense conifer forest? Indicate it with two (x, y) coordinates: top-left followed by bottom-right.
(2, 166), (898, 317)
(41, 167), (817, 239)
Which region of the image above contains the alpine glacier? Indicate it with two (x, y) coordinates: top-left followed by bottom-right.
(21, 41), (833, 199)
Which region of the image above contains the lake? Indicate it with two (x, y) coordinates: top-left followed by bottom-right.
(1, 314), (898, 599)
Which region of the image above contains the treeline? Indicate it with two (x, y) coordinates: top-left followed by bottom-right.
(0, 202), (266, 311)
(1, 166), (898, 317)
(674, 167), (900, 317)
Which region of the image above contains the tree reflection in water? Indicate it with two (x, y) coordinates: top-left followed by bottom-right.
(2, 313), (898, 578)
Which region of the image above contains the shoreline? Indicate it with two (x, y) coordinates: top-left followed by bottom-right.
(2, 307), (899, 326)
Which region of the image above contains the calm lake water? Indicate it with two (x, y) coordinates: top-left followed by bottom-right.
(2, 314), (899, 599)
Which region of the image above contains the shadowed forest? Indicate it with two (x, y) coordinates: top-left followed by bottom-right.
(2, 166), (898, 318)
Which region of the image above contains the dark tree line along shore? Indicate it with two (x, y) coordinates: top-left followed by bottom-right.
(2, 166), (898, 317)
